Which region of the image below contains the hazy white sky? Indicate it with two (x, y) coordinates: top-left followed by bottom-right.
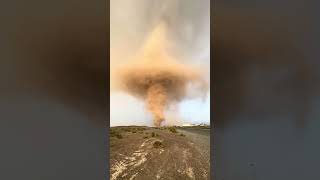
(110, 0), (210, 126)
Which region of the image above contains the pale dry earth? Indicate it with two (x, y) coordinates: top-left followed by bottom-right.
(110, 126), (210, 180)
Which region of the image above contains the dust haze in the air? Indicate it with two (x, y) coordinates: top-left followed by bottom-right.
(110, 0), (210, 126)
(112, 23), (207, 126)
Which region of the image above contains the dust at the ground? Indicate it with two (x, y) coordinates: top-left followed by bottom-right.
(110, 126), (210, 180)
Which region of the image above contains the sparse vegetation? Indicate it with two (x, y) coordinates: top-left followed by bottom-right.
(120, 127), (146, 133)
(168, 127), (177, 133)
(153, 141), (163, 148)
(151, 132), (160, 137)
(111, 127), (149, 135)
(110, 129), (123, 139)
(116, 134), (123, 139)
(139, 127), (146, 131)
(110, 126), (210, 179)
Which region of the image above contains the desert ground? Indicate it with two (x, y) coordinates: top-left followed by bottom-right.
(110, 126), (210, 180)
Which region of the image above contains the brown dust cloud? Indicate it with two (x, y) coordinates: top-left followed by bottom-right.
(111, 22), (208, 127)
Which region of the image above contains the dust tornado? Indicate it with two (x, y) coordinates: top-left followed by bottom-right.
(112, 22), (207, 126)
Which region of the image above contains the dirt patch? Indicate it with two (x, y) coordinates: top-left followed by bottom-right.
(110, 126), (210, 180)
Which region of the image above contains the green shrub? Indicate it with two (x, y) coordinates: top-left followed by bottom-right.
(116, 134), (123, 139)
(153, 141), (163, 148)
(168, 127), (177, 133)
(110, 130), (123, 139)
(151, 132), (159, 137)
(109, 129), (117, 136)
(138, 127), (146, 131)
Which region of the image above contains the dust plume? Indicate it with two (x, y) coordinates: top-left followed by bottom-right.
(112, 23), (207, 126)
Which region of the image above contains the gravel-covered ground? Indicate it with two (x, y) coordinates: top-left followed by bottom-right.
(110, 126), (210, 180)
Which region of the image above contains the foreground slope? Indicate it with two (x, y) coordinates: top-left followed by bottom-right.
(110, 126), (210, 180)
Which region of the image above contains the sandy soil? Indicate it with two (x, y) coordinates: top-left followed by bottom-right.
(110, 126), (210, 180)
